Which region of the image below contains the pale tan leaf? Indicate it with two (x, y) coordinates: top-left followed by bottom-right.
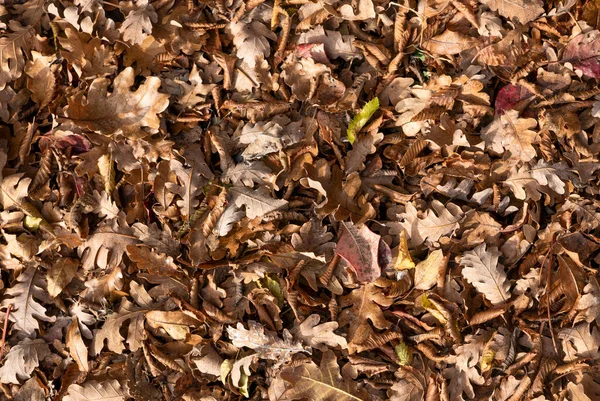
(229, 186), (288, 219)
(0, 21), (34, 91)
(559, 323), (600, 362)
(1, 266), (54, 337)
(459, 244), (511, 305)
(63, 379), (126, 401)
(480, 110), (538, 162)
(227, 321), (306, 360)
(0, 339), (51, 384)
(423, 30), (477, 55)
(290, 314), (348, 351)
(120, 0), (157, 45)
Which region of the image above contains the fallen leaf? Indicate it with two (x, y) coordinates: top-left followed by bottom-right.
(335, 222), (382, 283)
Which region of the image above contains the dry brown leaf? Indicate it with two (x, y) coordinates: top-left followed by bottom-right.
(338, 283), (393, 348)
(279, 350), (370, 401)
(482, 0), (544, 24)
(65, 67), (169, 137)
(66, 317), (89, 372)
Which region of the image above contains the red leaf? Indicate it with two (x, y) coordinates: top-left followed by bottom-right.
(494, 84), (533, 115)
(335, 222), (381, 283)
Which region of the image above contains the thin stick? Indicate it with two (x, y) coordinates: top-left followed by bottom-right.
(1, 304), (12, 357)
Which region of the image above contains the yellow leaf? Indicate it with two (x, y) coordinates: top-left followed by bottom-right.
(394, 342), (413, 366)
(393, 229), (415, 271)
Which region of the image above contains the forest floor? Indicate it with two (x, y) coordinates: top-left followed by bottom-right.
(1, 0), (600, 400)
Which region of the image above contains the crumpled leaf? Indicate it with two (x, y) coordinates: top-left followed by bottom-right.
(227, 321), (307, 361)
(0, 338), (51, 384)
(335, 222), (382, 283)
(459, 244), (511, 305)
(562, 29), (600, 78)
(398, 201), (464, 247)
(66, 317), (89, 372)
(65, 67), (169, 136)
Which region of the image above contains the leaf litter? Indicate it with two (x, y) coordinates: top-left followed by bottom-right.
(0, 0), (600, 400)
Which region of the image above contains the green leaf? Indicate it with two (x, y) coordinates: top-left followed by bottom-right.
(24, 215), (42, 231)
(262, 275), (284, 307)
(347, 97), (379, 144)
(394, 342), (413, 366)
(221, 359), (233, 385)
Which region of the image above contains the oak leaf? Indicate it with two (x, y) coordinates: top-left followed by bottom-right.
(559, 323), (600, 362)
(227, 321), (307, 361)
(338, 283), (392, 349)
(1, 266), (54, 337)
(398, 200), (464, 247)
(0, 338), (51, 384)
(145, 311), (201, 341)
(65, 67), (169, 136)
(120, 0), (157, 45)
(92, 298), (147, 355)
(459, 244), (511, 305)
(229, 186), (288, 219)
(230, 21), (277, 68)
(422, 30), (477, 55)
(562, 30), (600, 78)
(78, 215), (138, 271)
(0, 21), (34, 91)
(480, 110), (538, 161)
(290, 314), (348, 351)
